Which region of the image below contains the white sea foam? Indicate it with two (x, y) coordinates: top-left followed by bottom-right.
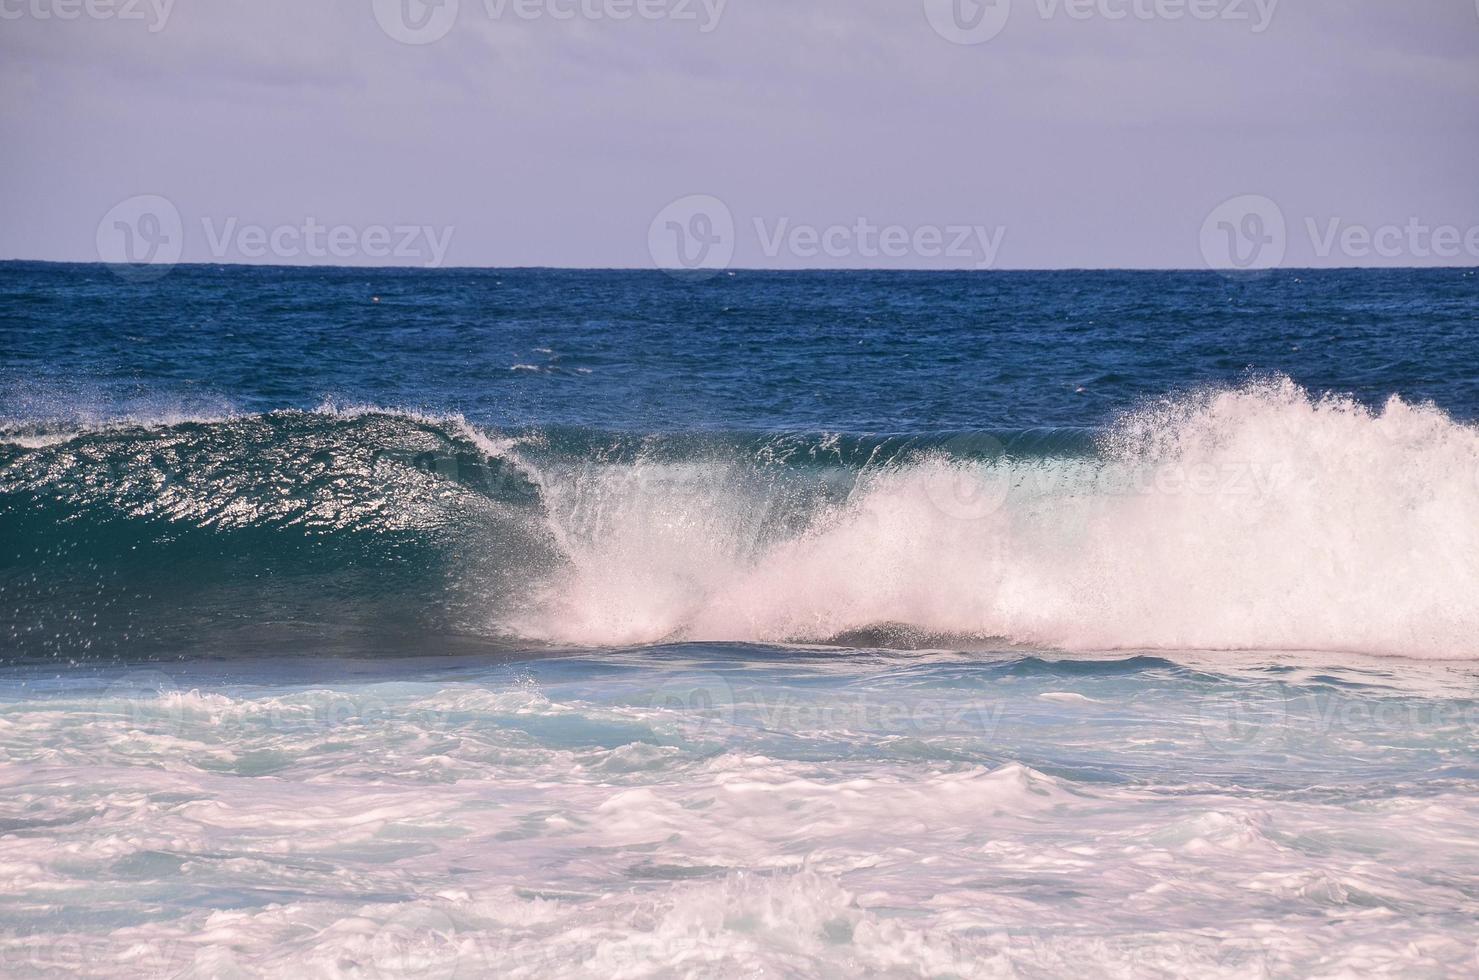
(514, 380), (1479, 659)
(2, 658), (1475, 978)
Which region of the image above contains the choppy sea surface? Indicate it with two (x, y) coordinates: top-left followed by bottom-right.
(1, 263), (1477, 977)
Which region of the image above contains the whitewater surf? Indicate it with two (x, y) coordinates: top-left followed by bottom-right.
(5, 378), (1477, 662)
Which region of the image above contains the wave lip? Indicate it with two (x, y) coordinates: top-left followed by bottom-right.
(0, 407), (555, 663)
(2, 380), (1478, 662)
(515, 379), (1479, 660)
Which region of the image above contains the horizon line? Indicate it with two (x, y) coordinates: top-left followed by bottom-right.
(4, 258), (1477, 275)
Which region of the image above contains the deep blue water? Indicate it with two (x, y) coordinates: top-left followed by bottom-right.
(2, 262), (1478, 664)
(4, 263), (1477, 432)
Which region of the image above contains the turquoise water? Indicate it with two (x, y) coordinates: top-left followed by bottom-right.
(1, 263), (1478, 976)
(3, 650), (1476, 976)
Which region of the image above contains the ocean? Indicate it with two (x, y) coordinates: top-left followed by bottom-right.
(1, 262), (1477, 977)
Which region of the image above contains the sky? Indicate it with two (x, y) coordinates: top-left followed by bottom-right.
(1, 0), (1477, 270)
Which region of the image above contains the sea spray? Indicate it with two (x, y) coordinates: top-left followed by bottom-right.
(3, 379), (1477, 661)
(517, 379), (1479, 658)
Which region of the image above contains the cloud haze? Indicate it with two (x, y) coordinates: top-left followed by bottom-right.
(1, 0), (1476, 268)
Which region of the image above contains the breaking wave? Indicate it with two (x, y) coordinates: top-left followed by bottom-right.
(3, 379), (1477, 661)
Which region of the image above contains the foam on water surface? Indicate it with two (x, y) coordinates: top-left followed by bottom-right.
(516, 379), (1479, 658)
(1, 649), (1475, 978)
(4, 267), (1479, 976)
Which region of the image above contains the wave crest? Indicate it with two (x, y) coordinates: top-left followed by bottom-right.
(3, 381), (1477, 661)
(516, 379), (1479, 659)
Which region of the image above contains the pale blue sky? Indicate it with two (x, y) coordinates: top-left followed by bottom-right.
(1, 0), (1477, 268)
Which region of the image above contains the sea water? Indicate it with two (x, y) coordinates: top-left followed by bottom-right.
(1, 264), (1477, 977)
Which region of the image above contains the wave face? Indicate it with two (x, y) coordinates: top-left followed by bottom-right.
(3, 379), (1478, 661)
(0, 407), (559, 662)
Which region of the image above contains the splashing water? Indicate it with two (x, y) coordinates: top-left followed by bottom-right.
(515, 379), (1479, 659)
